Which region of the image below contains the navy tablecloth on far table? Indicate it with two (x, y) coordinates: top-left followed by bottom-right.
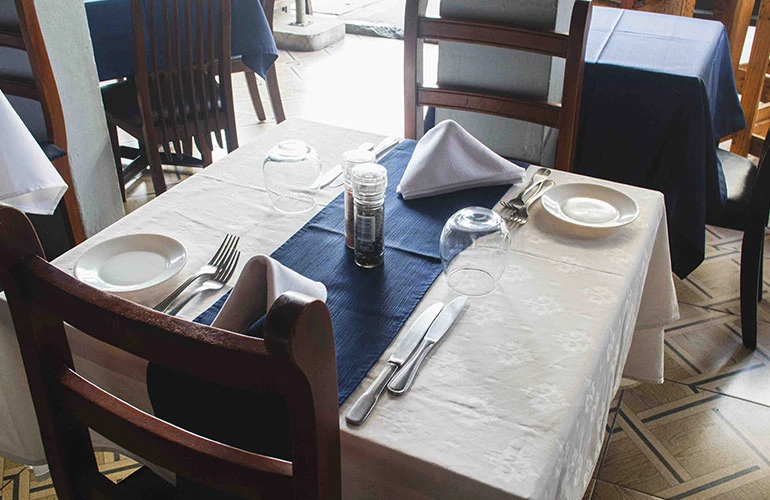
(576, 7), (745, 278)
(84, 0), (278, 80)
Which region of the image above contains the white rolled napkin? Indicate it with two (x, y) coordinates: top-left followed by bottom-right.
(211, 255), (327, 333)
(397, 119), (526, 200)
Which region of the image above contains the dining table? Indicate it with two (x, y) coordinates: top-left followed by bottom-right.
(83, 0), (278, 80)
(0, 119), (679, 499)
(575, 6), (745, 279)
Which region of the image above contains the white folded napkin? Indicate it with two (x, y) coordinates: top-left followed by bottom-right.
(211, 255), (327, 333)
(397, 119), (526, 200)
(0, 90), (67, 215)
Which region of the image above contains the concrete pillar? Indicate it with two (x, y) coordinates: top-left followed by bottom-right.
(33, 0), (123, 237)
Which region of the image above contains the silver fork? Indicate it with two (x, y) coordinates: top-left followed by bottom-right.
(501, 167), (551, 214)
(153, 234), (239, 311)
(165, 250), (240, 316)
(506, 180), (556, 225)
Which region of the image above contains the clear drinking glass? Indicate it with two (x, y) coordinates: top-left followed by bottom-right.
(440, 207), (510, 296)
(262, 140), (322, 213)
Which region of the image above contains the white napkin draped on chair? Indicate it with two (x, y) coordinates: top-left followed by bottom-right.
(397, 119), (526, 200)
(211, 255), (327, 333)
(0, 90), (67, 215)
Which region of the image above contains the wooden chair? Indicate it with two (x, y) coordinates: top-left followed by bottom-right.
(102, 0), (239, 199)
(708, 139), (770, 349)
(712, 0), (755, 75)
(0, 205), (341, 499)
(233, 0), (286, 125)
(404, 0), (592, 172)
(731, 0), (770, 157)
(0, 0), (86, 255)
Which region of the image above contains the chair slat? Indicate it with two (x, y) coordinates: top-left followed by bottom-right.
(183, 0), (203, 155)
(195, 0), (214, 152)
(219, 0), (238, 152)
(146, 0), (171, 153)
(418, 17), (570, 58)
(418, 85), (562, 128)
(57, 368), (295, 498)
(161, 0), (183, 154)
(171, 0), (193, 156)
(208, 0), (224, 149)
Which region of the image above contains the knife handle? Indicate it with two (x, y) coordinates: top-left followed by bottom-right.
(345, 363), (397, 426)
(387, 342), (435, 395)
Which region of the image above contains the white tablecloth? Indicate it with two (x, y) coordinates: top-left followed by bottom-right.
(0, 120), (678, 499)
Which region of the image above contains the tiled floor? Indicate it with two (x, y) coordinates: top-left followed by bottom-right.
(5, 33), (770, 500)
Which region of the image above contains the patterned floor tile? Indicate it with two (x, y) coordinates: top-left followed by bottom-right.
(664, 310), (770, 408)
(598, 381), (770, 499)
(592, 480), (665, 499)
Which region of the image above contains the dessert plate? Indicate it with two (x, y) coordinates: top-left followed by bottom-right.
(540, 183), (638, 236)
(74, 234), (187, 292)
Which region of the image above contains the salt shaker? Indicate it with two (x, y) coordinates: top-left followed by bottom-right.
(342, 149), (377, 248)
(351, 163), (388, 268)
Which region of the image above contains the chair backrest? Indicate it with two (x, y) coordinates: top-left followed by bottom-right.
(0, 206), (341, 500)
(404, 0), (592, 172)
(131, 0), (238, 159)
(0, 0), (85, 245)
(712, 0), (754, 75)
(748, 134), (770, 221)
(731, 0), (770, 157)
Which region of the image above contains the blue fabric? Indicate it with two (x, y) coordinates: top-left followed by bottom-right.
(84, 0), (278, 80)
(191, 141), (517, 404)
(576, 7), (745, 278)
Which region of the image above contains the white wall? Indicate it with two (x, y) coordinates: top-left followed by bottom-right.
(34, 0), (123, 236)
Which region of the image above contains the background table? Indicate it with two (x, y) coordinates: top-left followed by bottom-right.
(83, 0), (278, 80)
(576, 7), (745, 278)
(0, 120), (678, 498)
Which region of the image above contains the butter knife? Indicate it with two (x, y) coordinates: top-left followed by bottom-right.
(320, 136), (400, 189)
(388, 296), (468, 396)
(345, 302), (444, 425)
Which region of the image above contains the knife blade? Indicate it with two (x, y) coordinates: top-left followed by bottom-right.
(319, 136), (400, 189)
(387, 296), (468, 396)
(345, 302), (444, 426)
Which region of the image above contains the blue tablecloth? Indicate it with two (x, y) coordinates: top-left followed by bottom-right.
(84, 0), (278, 80)
(576, 8), (745, 277)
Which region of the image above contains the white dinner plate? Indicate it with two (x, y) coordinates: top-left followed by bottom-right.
(74, 234), (187, 292)
(540, 183), (639, 236)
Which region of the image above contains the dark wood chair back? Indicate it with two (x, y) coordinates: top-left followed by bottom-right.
(404, 0), (592, 172)
(0, 206), (341, 500)
(132, 0), (239, 167)
(730, 0), (770, 157)
(0, 0), (86, 246)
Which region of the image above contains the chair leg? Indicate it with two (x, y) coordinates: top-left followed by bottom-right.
(740, 226), (763, 349)
(106, 120), (127, 202)
(266, 65), (286, 123)
(244, 70), (267, 122)
(757, 236), (765, 302)
(147, 146), (167, 196)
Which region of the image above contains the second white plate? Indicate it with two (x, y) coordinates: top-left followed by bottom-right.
(540, 183), (639, 235)
(74, 234), (187, 292)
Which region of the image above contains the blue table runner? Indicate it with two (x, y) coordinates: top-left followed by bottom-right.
(193, 141), (517, 404)
(84, 0), (278, 80)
